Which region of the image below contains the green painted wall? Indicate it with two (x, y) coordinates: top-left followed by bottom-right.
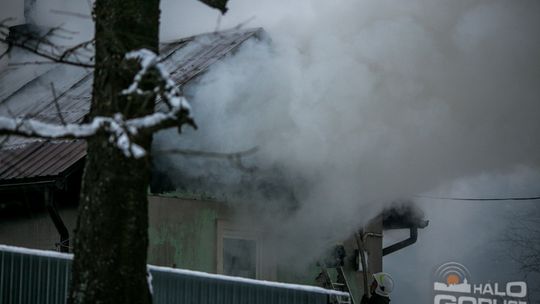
(148, 196), (223, 273)
(276, 263), (321, 285)
(147, 195), (334, 289)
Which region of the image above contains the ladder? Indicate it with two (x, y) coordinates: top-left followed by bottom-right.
(316, 266), (353, 304)
(334, 267), (353, 304)
(331, 282), (352, 304)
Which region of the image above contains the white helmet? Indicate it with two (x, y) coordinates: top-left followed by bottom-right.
(373, 272), (394, 297)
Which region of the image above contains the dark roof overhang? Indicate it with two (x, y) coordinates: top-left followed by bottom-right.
(0, 140), (86, 189)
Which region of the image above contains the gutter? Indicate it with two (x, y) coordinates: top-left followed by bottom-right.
(382, 227), (418, 256)
(44, 187), (70, 253)
(0, 179), (57, 190)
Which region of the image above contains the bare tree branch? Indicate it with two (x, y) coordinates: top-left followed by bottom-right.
(154, 147), (259, 173)
(0, 47), (11, 61)
(502, 205), (540, 285)
(50, 82), (66, 125)
(50, 9), (92, 20)
(5, 40), (94, 68)
(0, 21), (94, 68)
(59, 39), (94, 61)
(154, 147), (258, 158)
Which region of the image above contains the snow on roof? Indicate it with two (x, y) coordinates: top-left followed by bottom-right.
(0, 244), (348, 297)
(0, 28), (263, 183)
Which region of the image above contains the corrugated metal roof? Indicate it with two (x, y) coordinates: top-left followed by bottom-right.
(0, 140), (86, 181)
(0, 28), (263, 183)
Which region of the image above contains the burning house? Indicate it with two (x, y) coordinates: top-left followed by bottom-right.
(0, 23), (265, 252)
(0, 2), (429, 303)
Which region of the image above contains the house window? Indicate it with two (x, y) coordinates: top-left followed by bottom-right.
(223, 237), (257, 278)
(217, 220), (262, 279)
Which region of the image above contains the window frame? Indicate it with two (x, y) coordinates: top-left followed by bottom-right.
(216, 220), (262, 279)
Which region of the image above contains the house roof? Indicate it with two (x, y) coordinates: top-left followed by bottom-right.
(0, 140), (86, 181)
(0, 28), (263, 185)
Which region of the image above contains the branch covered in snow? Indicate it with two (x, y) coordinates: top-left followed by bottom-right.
(0, 49), (195, 158)
(122, 48), (189, 114)
(0, 99), (193, 158)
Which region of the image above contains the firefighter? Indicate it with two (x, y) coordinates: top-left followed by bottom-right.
(361, 272), (394, 304)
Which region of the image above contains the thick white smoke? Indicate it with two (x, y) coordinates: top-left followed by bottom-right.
(156, 0), (540, 264)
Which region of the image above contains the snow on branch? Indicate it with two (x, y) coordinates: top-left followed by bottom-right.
(0, 49), (195, 158)
(122, 49), (159, 95)
(122, 48), (188, 113)
(0, 98), (192, 158)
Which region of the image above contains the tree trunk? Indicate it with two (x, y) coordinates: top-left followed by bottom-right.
(68, 0), (160, 303)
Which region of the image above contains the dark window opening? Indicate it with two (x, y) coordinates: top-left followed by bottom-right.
(223, 238), (256, 279)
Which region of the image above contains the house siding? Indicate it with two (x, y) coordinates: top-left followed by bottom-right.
(0, 207), (77, 251)
(148, 196), (224, 273)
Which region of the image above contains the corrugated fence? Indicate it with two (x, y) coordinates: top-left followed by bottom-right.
(0, 245), (348, 304)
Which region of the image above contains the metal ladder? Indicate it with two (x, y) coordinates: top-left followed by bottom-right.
(334, 267), (353, 304)
(316, 266), (352, 304)
(331, 282), (352, 304)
